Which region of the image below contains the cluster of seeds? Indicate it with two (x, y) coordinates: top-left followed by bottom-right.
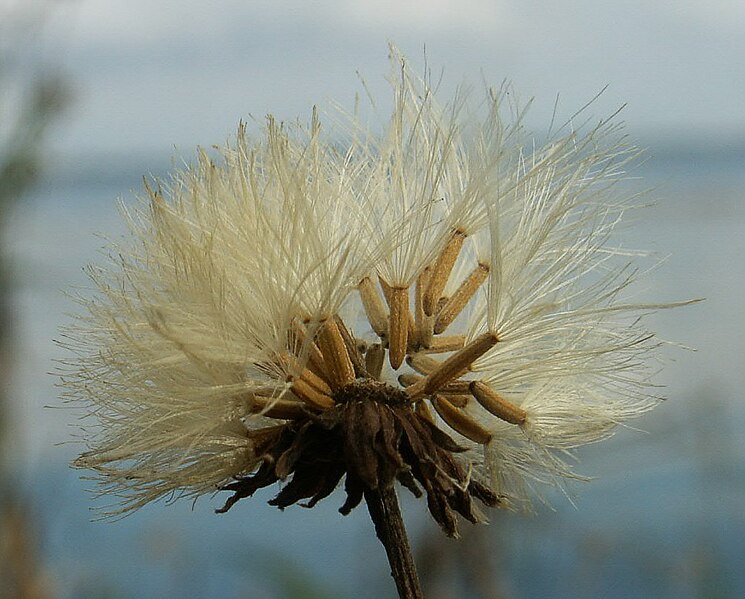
(221, 228), (533, 534)
(62, 49), (676, 524)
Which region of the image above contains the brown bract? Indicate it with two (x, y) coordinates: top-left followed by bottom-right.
(217, 379), (500, 537)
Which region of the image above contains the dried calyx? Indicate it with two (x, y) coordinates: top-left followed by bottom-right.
(219, 377), (498, 536)
(218, 233), (528, 537)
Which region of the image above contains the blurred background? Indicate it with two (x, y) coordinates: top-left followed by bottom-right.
(1, 1), (743, 597)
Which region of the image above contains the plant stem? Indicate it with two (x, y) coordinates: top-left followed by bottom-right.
(364, 484), (424, 599)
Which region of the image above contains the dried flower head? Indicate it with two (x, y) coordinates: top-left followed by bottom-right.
(60, 50), (681, 534)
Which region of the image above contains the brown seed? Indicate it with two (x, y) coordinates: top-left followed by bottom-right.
(469, 381), (527, 425)
(290, 377), (335, 409)
(418, 335), (466, 354)
(406, 332), (499, 400)
(397, 373), (423, 388)
(358, 276), (389, 339)
(434, 262), (490, 334)
(442, 394), (470, 408)
(301, 367), (333, 396)
(406, 353), (440, 375)
(387, 286), (410, 370)
(334, 315), (368, 378)
(275, 352), (332, 396)
(288, 320), (331, 384)
(431, 395), (492, 445)
(248, 396), (308, 420)
(316, 319), (356, 390)
(415, 400), (436, 424)
(365, 343), (386, 380)
(415, 267), (434, 348)
(424, 229), (467, 316)
(440, 380), (472, 395)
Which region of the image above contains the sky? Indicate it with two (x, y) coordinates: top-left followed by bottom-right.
(19, 0), (745, 159)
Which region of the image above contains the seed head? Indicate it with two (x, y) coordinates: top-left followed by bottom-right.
(59, 48), (683, 528)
